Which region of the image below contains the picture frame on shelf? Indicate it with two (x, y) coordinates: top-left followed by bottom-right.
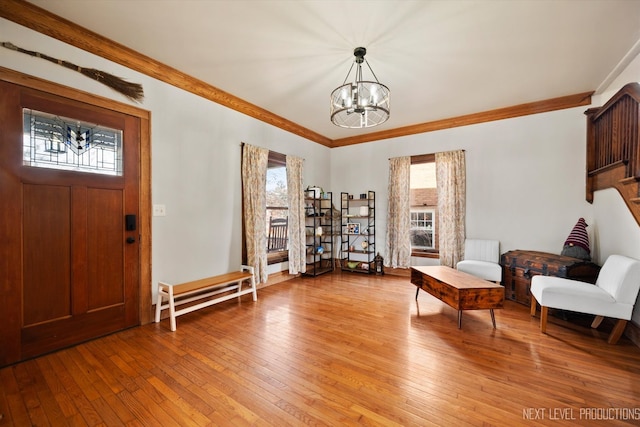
(346, 222), (360, 234)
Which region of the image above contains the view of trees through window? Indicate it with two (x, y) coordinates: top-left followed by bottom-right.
(266, 166), (287, 218)
(266, 165), (288, 255)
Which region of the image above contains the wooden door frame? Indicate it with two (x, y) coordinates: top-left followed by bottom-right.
(0, 66), (153, 324)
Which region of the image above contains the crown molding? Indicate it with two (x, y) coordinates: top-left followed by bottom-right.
(0, 0), (332, 147)
(331, 91), (593, 147)
(1, 0), (592, 149)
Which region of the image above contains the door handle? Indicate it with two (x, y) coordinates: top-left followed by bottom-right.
(126, 236), (136, 244)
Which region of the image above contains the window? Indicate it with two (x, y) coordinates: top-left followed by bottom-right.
(23, 108), (123, 176)
(410, 154), (438, 256)
(266, 151), (288, 264)
(410, 210), (435, 249)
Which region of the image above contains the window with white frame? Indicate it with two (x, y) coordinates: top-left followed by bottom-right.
(410, 155), (438, 254)
(410, 210), (435, 249)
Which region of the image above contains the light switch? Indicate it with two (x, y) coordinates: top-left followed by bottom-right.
(153, 204), (166, 216)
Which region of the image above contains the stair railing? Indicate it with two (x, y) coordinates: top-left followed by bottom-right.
(585, 83), (640, 226)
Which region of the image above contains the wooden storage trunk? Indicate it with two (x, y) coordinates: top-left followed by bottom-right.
(500, 250), (601, 305)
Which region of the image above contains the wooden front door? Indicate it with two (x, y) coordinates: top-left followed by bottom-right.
(0, 81), (140, 366)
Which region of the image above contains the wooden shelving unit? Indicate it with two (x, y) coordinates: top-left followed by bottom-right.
(340, 191), (375, 274)
(303, 190), (334, 276)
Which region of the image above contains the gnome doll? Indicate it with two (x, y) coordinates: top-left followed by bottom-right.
(561, 217), (591, 261)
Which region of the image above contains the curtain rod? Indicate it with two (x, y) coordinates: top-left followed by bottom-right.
(241, 142), (305, 161)
(389, 149), (465, 160)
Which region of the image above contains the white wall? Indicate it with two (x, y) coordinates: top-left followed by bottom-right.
(148, 83), (330, 287)
(0, 19), (331, 299)
(330, 107), (593, 262)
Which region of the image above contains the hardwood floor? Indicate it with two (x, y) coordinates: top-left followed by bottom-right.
(2, 272), (640, 426)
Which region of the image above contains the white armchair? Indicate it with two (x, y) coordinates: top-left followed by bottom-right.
(530, 254), (640, 344)
(456, 239), (502, 284)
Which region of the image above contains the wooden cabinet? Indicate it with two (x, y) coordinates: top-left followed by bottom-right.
(303, 190), (334, 276)
(340, 191), (375, 273)
(501, 250), (601, 305)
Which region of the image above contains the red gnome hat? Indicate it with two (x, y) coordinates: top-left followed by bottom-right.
(564, 217), (590, 254)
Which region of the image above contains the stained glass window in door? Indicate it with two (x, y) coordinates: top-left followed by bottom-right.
(23, 108), (123, 176)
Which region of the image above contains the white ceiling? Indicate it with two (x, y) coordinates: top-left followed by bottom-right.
(27, 0), (640, 141)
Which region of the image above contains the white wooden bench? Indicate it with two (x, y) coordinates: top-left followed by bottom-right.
(155, 265), (256, 331)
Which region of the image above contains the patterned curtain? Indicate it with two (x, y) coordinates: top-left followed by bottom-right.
(385, 156), (412, 268)
(242, 144), (269, 283)
(286, 155), (306, 274)
(436, 150), (466, 267)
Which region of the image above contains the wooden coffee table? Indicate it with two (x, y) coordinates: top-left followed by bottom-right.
(411, 266), (504, 328)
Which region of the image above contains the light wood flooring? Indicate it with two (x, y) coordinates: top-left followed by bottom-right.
(2, 272), (640, 426)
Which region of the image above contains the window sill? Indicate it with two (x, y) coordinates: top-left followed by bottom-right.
(267, 251), (289, 265)
(411, 250), (439, 259)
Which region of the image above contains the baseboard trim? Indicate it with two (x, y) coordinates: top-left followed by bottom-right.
(384, 267), (411, 277)
(260, 270), (297, 289)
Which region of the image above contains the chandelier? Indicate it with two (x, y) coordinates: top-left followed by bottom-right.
(330, 47), (390, 129)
